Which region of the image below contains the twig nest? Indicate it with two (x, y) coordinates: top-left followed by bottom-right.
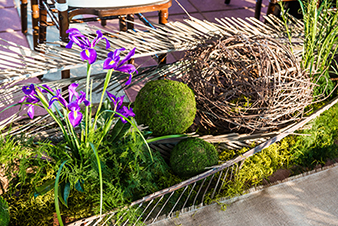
(181, 34), (314, 131)
(134, 80), (196, 135)
(170, 137), (218, 178)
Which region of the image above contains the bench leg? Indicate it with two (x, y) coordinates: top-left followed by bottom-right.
(119, 15), (127, 32)
(101, 19), (107, 26)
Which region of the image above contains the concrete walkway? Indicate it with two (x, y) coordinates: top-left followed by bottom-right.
(152, 164), (338, 226)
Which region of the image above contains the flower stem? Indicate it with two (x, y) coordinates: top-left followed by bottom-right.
(85, 62), (92, 146)
(92, 69), (113, 131)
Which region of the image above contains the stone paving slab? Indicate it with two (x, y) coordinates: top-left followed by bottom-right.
(0, 0), (14, 8)
(151, 165), (338, 226)
(0, 30), (28, 47)
(0, 7), (21, 32)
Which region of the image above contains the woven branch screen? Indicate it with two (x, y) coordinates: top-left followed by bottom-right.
(181, 35), (314, 132)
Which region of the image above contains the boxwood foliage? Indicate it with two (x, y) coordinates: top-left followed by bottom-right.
(134, 79), (196, 135)
(291, 102), (338, 168)
(0, 195), (10, 226)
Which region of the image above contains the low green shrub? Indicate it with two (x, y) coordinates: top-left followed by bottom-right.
(134, 80), (196, 135)
(0, 196), (10, 226)
(1, 129), (180, 225)
(291, 103), (338, 167)
(170, 137), (218, 178)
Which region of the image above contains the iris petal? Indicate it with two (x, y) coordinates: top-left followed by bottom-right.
(68, 102), (81, 112)
(49, 90), (67, 108)
(125, 74), (132, 86)
(118, 48), (136, 67)
(92, 30), (103, 47)
(27, 105), (35, 119)
(80, 49), (97, 64)
(116, 106), (135, 123)
(22, 84), (36, 95)
(106, 91), (124, 109)
(68, 110), (83, 127)
(76, 91), (90, 106)
(66, 28), (80, 34)
(68, 83), (79, 102)
(20, 96), (28, 103)
(115, 64), (137, 74)
(103, 37), (110, 49)
(38, 84), (54, 93)
(48, 96), (58, 108)
(112, 48), (125, 59)
(103, 57), (116, 70)
(65, 41), (74, 49)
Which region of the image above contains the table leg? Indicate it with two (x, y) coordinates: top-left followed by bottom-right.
(21, 0), (28, 34)
(39, 0), (47, 45)
(255, 0), (263, 20)
(57, 0), (70, 80)
(127, 14), (134, 64)
(31, 0), (39, 49)
(158, 9), (168, 66)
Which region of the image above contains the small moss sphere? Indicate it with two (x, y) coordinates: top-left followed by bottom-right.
(134, 80), (196, 135)
(170, 137), (218, 178)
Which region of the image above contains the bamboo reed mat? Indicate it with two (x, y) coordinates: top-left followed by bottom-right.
(151, 163), (338, 226)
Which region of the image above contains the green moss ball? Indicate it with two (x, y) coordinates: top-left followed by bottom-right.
(170, 137), (218, 178)
(134, 80), (196, 135)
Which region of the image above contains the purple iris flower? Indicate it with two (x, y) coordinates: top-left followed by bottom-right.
(20, 84), (55, 119)
(22, 84), (37, 95)
(20, 84), (42, 119)
(49, 89), (68, 109)
(67, 102), (83, 128)
(68, 83), (90, 106)
(20, 94), (40, 119)
(103, 48), (138, 86)
(48, 83), (90, 127)
(65, 28), (110, 64)
(106, 91), (135, 123)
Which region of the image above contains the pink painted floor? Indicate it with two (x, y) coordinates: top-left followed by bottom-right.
(0, 0), (269, 121)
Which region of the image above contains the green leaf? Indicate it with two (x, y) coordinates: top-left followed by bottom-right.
(89, 142), (103, 216)
(34, 179), (55, 197)
(75, 180), (84, 192)
(109, 119), (131, 143)
(58, 182), (67, 207)
(142, 131), (153, 139)
(63, 182), (71, 206)
(55, 160), (68, 226)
